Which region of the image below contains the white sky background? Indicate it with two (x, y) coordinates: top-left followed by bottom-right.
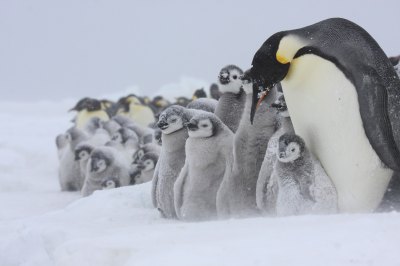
(0, 0), (399, 101)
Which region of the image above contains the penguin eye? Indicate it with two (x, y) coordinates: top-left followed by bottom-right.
(291, 148), (295, 152)
(232, 75), (238, 80)
(201, 124), (208, 128)
(170, 118), (177, 123)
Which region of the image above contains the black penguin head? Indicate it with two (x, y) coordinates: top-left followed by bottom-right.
(209, 83), (221, 100)
(248, 32), (292, 123)
(157, 105), (188, 134)
(101, 177), (120, 189)
(277, 133), (305, 163)
(90, 148), (113, 173)
(192, 88), (207, 100)
(69, 98), (102, 112)
(185, 113), (221, 138)
(152, 96), (170, 108)
(74, 144), (93, 161)
(136, 153), (158, 172)
(218, 65), (244, 94)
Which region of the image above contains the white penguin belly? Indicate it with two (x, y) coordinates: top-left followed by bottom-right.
(281, 54), (392, 212)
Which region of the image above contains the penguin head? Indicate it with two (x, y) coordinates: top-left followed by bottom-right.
(69, 98), (102, 112)
(240, 69), (253, 95)
(129, 167), (142, 185)
(136, 153), (158, 172)
(74, 144), (93, 161)
(277, 133), (306, 163)
(218, 65), (244, 94)
(89, 148), (113, 173)
(101, 177), (120, 189)
(248, 32), (307, 122)
(132, 144), (152, 164)
(209, 83), (221, 100)
(192, 88), (207, 100)
(157, 105), (188, 135)
(271, 93), (290, 117)
(117, 94), (143, 113)
(100, 99), (114, 109)
(185, 113), (222, 138)
(65, 127), (88, 149)
(152, 96), (170, 108)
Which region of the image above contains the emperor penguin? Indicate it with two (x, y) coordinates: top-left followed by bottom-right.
(216, 72), (278, 218)
(256, 92), (295, 214)
(81, 146), (131, 197)
(214, 65), (246, 132)
(272, 133), (337, 216)
(69, 98), (110, 130)
(174, 112), (234, 221)
(152, 105), (192, 218)
(117, 94), (155, 127)
(247, 18), (400, 212)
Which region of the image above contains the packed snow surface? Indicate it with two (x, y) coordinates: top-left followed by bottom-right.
(1, 99), (400, 266)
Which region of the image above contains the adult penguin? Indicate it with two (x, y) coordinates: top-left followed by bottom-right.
(247, 18), (400, 212)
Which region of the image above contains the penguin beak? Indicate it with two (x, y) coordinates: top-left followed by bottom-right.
(248, 69), (274, 124)
(157, 120), (169, 130)
(185, 122), (198, 131)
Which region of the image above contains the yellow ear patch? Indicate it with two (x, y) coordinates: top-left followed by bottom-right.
(276, 53), (290, 64)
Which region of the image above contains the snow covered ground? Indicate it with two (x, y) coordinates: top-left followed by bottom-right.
(1, 99), (400, 266)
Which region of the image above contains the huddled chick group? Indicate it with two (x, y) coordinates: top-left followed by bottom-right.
(56, 86), (221, 197)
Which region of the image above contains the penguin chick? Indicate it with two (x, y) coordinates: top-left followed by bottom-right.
(111, 127), (140, 149)
(70, 98), (110, 130)
(58, 127), (89, 191)
(272, 134), (337, 216)
(256, 92), (295, 214)
(192, 88), (207, 100)
(117, 94), (155, 127)
(135, 152), (158, 184)
(187, 98), (218, 113)
(214, 65), (246, 132)
(209, 83), (221, 100)
(74, 143), (94, 182)
(81, 146), (131, 197)
(132, 143), (161, 164)
(216, 73), (278, 218)
(112, 115), (155, 145)
(152, 105), (192, 218)
(174, 112), (234, 221)
(101, 177), (121, 190)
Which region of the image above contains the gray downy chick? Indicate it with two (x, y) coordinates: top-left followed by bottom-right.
(135, 152), (158, 184)
(174, 112), (234, 221)
(58, 127), (89, 191)
(214, 65), (246, 133)
(216, 72), (278, 218)
(272, 134), (337, 216)
(81, 146), (131, 197)
(256, 92), (295, 214)
(152, 105), (192, 219)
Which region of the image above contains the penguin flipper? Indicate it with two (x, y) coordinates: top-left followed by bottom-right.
(358, 68), (400, 171)
(174, 161), (189, 219)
